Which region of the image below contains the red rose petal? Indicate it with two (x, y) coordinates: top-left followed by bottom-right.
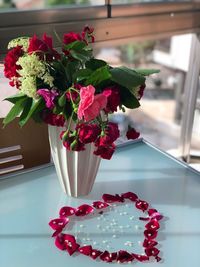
(145, 247), (160, 257)
(100, 251), (118, 262)
(121, 192), (138, 202)
(90, 249), (102, 259)
(55, 234), (66, 250)
(144, 229), (158, 239)
(59, 206), (76, 217)
(133, 254), (149, 262)
(49, 218), (69, 230)
(102, 194), (124, 203)
(117, 250), (134, 263)
(145, 219), (160, 231)
(143, 239), (158, 248)
(62, 234), (79, 256)
(92, 201), (109, 209)
(79, 245), (92, 256)
(148, 209), (163, 220)
(52, 229), (62, 237)
(75, 204), (94, 216)
(135, 199), (149, 212)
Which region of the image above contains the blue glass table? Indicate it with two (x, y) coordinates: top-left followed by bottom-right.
(0, 139), (200, 267)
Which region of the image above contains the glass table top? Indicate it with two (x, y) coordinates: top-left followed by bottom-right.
(0, 139), (199, 267)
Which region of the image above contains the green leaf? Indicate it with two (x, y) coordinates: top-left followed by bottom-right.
(19, 98), (44, 127)
(70, 50), (91, 62)
(85, 58), (107, 70)
(63, 40), (86, 51)
(4, 93), (27, 104)
(3, 97), (27, 126)
(19, 98), (33, 126)
(120, 87), (140, 109)
(58, 93), (66, 107)
(135, 69), (160, 76)
(73, 68), (93, 82)
(85, 65), (111, 86)
(110, 66), (145, 91)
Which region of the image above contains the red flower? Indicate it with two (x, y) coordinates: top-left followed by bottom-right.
(102, 193), (124, 203)
(93, 143), (115, 160)
(82, 26), (95, 44)
(100, 251), (117, 262)
(92, 201), (109, 209)
(28, 33), (60, 60)
(63, 32), (82, 45)
(117, 250), (134, 263)
(77, 123), (100, 144)
(103, 86), (120, 113)
(75, 204), (94, 216)
(4, 45), (23, 85)
(126, 127), (140, 140)
(121, 192), (138, 202)
(63, 136), (85, 152)
(43, 113), (65, 127)
(135, 199), (149, 212)
(97, 122), (120, 146)
(59, 206), (76, 217)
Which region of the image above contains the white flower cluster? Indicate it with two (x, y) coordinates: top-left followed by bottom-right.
(8, 37), (29, 51)
(16, 54), (54, 98)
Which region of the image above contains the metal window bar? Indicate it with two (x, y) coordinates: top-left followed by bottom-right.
(0, 145), (24, 175)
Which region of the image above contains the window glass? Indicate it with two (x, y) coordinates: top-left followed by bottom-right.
(112, 0), (190, 3)
(0, 0), (104, 11)
(94, 34), (199, 156)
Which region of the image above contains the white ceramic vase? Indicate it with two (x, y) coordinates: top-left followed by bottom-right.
(48, 125), (101, 197)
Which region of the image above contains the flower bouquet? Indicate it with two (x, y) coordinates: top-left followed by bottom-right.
(3, 26), (158, 196)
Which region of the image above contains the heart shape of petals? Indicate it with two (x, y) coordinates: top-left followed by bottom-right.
(49, 192), (163, 264)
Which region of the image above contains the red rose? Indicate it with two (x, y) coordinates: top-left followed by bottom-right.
(43, 113), (65, 127)
(63, 137), (85, 152)
(126, 127), (140, 140)
(28, 34), (60, 60)
(103, 86), (120, 113)
(77, 123), (100, 144)
(96, 122), (120, 146)
(4, 45), (23, 83)
(63, 32), (82, 45)
(94, 143), (115, 160)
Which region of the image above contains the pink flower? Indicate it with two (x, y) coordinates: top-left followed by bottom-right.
(77, 85), (107, 122)
(135, 199), (149, 212)
(37, 89), (58, 109)
(103, 86), (120, 113)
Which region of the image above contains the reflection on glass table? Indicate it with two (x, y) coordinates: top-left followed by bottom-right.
(0, 139), (199, 267)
